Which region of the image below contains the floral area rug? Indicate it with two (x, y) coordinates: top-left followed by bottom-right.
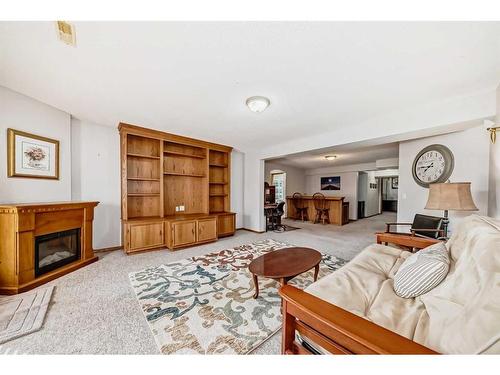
(129, 239), (347, 354)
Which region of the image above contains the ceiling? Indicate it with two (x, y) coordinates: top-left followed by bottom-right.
(268, 142), (400, 169)
(0, 22), (499, 151)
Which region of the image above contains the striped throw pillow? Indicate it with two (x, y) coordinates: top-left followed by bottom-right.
(394, 242), (450, 299)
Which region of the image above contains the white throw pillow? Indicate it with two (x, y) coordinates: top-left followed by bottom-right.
(393, 242), (450, 299)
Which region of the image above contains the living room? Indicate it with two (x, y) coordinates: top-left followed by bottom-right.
(1, 1), (500, 373)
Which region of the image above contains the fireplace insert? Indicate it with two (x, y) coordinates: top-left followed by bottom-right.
(35, 228), (81, 277)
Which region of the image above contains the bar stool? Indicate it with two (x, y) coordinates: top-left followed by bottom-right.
(313, 192), (330, 224)
(292, 192), (309, 221)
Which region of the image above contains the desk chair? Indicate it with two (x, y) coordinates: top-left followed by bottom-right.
(270, 201), (286, 231)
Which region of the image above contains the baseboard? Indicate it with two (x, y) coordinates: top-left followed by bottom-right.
(359, 212), (382, 219)
(240, 228), (266, 234)
(94, 245), (123, 253)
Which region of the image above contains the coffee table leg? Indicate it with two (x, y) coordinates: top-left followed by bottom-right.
(313, 264), (319, 281)
(252, 274), (259, 299)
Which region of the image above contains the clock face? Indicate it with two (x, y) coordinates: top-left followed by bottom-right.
(415, 150), (446, 184)
(412, 144), (454, 188)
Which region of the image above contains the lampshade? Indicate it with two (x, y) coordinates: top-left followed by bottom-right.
(425, 182), (478, 211)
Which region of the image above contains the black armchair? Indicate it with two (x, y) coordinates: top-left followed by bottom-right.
(385, 214), (444, 239)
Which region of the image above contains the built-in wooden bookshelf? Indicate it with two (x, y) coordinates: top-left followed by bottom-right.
(208, 150), (230, 214)
(119, 123), (236, 254)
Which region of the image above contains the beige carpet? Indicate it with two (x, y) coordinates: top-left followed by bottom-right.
(0, 212), (395, 354)
(0, 286), (53, 344)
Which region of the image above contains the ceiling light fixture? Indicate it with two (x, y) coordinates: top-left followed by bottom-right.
(246, 96), (270, 113)
(325, 155), (337, 161)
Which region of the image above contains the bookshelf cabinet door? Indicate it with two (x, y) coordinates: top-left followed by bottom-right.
(172, 220), (197, 247)
(217, 213), (236, 237)
(128, 222), (164, 252)
(197, 218), (217, 243)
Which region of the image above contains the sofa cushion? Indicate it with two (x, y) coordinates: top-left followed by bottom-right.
(305, 243), (425, 339)
(393, 242), (449, 298)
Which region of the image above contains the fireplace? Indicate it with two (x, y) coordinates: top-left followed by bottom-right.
(35, 228), (81, 277)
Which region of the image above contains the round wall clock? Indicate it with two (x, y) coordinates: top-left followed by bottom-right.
(412, 144), (454, 188)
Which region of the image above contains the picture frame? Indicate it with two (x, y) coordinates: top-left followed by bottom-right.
(7, 128), (60, 179)
(320, 176), (341, 190)
(392, 177), (399, 189)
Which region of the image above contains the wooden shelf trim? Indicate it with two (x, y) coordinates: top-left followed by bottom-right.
(127, 177), (160, 181)
(164, 172), (206, 177)
(209, 163), (228, 168)
(209, 181), (227, 185)
(127, 193), (160, 197)
(164, 150), (206, 159)
(127, 153), (161, 159)
(210, 194), (228, 197)
(119, 122), (233, 153)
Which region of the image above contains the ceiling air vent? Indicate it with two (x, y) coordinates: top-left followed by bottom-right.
(56, 21), (76, 46)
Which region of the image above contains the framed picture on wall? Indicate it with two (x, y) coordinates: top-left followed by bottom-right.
(7, 128), (60, 179)
(392, 177), (399, 189)
(321, 176), (341, 190)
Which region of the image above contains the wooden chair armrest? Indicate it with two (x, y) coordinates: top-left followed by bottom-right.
(279, 285), (437, 354)
(376, 232), (441, 249)
(410, 228), (445, 235)
(385, 222), (412, 232)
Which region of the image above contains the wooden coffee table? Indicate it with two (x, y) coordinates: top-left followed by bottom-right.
(249, 247), (322, 299)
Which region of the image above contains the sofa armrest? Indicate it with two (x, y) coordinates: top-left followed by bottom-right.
(279, 285), (437, 354)
(376, 232), (441, 249)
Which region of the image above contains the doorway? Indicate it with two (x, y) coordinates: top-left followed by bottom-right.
(379, 176), (398, 213)
(272, 173), (285, 202)
(270, 170), (287, 215)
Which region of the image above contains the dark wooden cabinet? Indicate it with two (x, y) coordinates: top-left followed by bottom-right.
(264, 183), (276, 204)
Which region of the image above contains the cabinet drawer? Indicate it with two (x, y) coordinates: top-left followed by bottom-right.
(128, 222), (164, 251)
(217, 213), (236, 237)
(197, 218), (217, 243)
(172, 220), (197, 247)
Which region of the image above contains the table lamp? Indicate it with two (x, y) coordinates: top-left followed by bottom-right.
(425, 182), (478, 238)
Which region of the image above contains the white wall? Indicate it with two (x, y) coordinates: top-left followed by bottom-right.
(374, 168), (399, 178)
(365, 171), (379, 216)
(398, 124), (490, 234)
(357, 171), (380, 217)
(357, 173), (367, 202)
(305, 170), (359, 220)
(243, 153), (265, 231)
(231, 150), (244, 229)
(264, 162), (306, 198)
(71, 118), (121, 249)
(0, 86), (72, 203)
(488, 85), (500, 219)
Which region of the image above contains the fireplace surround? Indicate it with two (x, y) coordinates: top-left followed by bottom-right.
(0, 201), (98, 294)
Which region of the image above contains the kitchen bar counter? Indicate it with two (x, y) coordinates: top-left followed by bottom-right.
(286, 195), (349, 225)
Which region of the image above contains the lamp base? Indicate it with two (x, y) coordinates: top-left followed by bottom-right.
(438, 209), (449, 241)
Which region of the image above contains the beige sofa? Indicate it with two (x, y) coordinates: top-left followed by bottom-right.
(280, 214), (500, 354)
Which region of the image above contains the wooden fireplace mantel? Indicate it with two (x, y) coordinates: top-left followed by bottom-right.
(0, 201), (99, 295)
